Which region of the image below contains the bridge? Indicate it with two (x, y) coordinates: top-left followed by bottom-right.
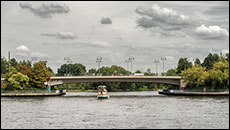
(49, 76), (186, 87)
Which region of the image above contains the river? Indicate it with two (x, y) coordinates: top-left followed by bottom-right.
(1, 91), (229, 129)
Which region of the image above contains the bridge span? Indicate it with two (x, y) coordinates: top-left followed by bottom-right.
(49, 76), (185, 87)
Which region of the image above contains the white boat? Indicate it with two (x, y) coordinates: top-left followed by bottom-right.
(97, 85), (109, 99)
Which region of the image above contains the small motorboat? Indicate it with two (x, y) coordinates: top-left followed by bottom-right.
(97, 85), (109, 99)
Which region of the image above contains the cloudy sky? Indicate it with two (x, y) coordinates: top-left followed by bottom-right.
(1, 1), (229, 73)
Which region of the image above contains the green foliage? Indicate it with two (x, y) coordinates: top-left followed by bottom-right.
(57, 63), (86, 76)
(88, 68), (97, 74)
(1, 57), (8, 75)
(8, 72), (29, 90)
(225, 53), (229, 61)
(181, 66), (209, 89)
(207, 60), (229, 90)
(176, 58), (192, 74)
(144, 68), (155, 76)
(10, 58), (18, 70)
(135, 70), (142, 73)
(194, 58), (201, 66)
(202, 53), (220, 70)
(19, 60), (32, 67)
(182, 58), (229, 91)
(96, 65), (130, 76)
(166, 68), (178, 76)
(28, 61), (50, 88)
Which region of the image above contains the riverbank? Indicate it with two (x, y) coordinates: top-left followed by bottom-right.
(1, 90), (66, 97)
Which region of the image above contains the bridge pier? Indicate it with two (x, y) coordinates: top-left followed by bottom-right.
(180, 79), (187, 89)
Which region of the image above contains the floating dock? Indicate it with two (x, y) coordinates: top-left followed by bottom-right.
(158, 90), (229, 96)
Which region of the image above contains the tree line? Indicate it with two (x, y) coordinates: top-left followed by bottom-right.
(1, 52), (229, 91)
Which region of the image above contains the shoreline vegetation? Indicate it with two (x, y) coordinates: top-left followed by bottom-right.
(1, 52), (229, 93)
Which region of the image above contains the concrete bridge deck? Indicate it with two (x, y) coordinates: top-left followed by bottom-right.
(50, 76), (183, 86)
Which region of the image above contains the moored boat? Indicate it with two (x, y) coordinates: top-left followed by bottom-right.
(158, 89), (229, 96)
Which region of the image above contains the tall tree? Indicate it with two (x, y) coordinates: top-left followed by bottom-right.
(194, 58), (201, 66)
(1, 57), (8, 75)
(202, 53), (219, 70)
(19, 64), (31, 76)
(57, 63), (86, 76)
(176, 58), (192, 74)
(10, 58), (18, 68)
(88, 68), (97, 74)
(165, 68), (178, 76)
(29, 61), (50, 88)
(8, 72), (29, 90)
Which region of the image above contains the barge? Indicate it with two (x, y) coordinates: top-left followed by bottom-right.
(158, 89), (229, 96)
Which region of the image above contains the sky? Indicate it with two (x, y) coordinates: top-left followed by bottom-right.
(1, 1), (229, 74)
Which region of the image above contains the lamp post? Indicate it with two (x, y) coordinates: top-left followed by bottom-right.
(8, 51), (10, 73)
(64, 57), (71, 76)
(129, 56), (134, 75)
(96, 57), (102, 76)
(161, 57), (166, 76)
(31, 57), (37, 67)
(125, 59), (130, 71)
(154, 60), (159, 76)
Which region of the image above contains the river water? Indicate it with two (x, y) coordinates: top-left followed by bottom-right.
(1, 91), (229, 129)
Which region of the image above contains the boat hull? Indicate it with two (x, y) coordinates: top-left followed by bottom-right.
(158, 90), (229, 96)
(97, 95), (109, 99)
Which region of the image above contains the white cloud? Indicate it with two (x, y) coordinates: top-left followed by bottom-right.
(165, 56), (174, 60)
(41, 32), (76, 39)
(16, 45), (31, 52)
(195, 24), (229, 40)
(19, 2), (70, 18)
(90, 41), (111, 48)
(135, 4), (192, 32)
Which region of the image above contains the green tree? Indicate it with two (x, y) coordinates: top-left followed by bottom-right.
(19, 60), (32, 67)
(202, 53), (219, 70)
(57, 63), (86, 76)
(181, 66), (209, 89)
(194, 58), (201, 66)
(177, 58), (192, 74)
(47, 67), (55, 76)
(207, 60), (229, 90)
(225, 53), (229, 61)
(29, 61), (51, 88)
(10, 58), (18, 69)
(165, 68), (178, 76)
(88, 68), (97, 74)
(73, 63), (86, 76)
(144, 68), (155, 76)
(135, 70), (141, 73)
(8, 72), (29, 90)
(1, 57), (8, 75)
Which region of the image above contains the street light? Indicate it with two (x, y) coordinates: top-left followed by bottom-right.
(129, 56), (134, 74)
(161, 57), (166, 76)
(31, 57), (37, 67)
(154, 60), (159, 76)
(96, 57), (102, 76)
(64, 57), (71, 76)
(125, 59), (130, 71)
